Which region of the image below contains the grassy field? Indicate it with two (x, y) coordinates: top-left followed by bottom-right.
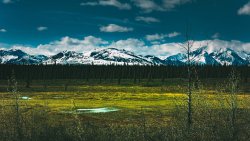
(0, 78), (250, 141)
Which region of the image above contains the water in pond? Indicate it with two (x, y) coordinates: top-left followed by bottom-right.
(76, 108), (119, 113)
(62, 107), (119, 114)
(21, 96), (31, 100)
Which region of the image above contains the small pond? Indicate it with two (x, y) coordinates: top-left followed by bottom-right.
(76, 107), (119, 113)
(21, 96), (32, 100)
(62, 107), (119, 114)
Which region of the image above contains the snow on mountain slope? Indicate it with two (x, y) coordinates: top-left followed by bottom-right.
(210, 48), (248, 65)
(45, 51), (86, 64)
(238, 51), (250, 64)
(89, 48), (152, 65)
(46, 48), (153, 65)
(1, 55), (18, 63)
(164, 53), (186, 65)
(144, 55), (166, 65)
(190, 47), (220, 65)
(0, 47), (249, 65)
(165, 46), (220, 65)
(0, 49), (48, 64)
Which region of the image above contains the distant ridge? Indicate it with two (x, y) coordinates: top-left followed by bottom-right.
(0, 47), (249, 65)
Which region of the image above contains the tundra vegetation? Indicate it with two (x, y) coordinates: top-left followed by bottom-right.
(0, 65), (249, 141)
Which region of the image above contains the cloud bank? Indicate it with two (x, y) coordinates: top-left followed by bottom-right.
(0, 29), (7, 32)
(100, 24), (133, 32)
(146, 32), (181, 41)
(2, 0), (13, 4)
(81, 0), (192, 12)
(6, 36), (250, 59)
(81, 0), (131, 10)
(37, 26), (48, 31)
(131, 0), (192, 13)
(238, 1), (250, 15)
(135, 16), (160, 23)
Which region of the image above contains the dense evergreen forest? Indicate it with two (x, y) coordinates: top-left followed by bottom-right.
(0, 64), (249, 81)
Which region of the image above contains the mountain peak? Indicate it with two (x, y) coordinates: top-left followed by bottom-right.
(0, 49), (47, 64)
(0, 48), (249, 66)
(210, 48), (247, 65)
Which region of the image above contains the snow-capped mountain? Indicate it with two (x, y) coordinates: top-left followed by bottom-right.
(239, 51), (250, 63)
(210, 48), (248, 65)
(45, 51), (86, 64)
(0, 47), (249, 66)
(144, 55), (166, 65)
(0, 49), (48, 64)
(88, 48), (153, 65)
(165, 46), (249, 66)
(45, 48), (154, 65)
(165, 47), (220, 65)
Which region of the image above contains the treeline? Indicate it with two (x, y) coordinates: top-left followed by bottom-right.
(0, 64), (249, 81)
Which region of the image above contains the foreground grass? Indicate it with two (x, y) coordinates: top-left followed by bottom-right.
(0, 79), (250, 141)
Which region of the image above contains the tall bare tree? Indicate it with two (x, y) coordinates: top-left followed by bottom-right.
(8, 70), (23, 141)
(179, 24), (212, 127)
(178, 24), (195, 127)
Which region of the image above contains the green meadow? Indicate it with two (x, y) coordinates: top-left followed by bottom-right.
(0, 78), (250, 141)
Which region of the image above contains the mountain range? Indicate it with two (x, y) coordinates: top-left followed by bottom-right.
(0, 47), (249, 66)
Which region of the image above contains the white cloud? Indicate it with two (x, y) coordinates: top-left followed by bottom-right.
(135, 16), (160, 23)
(3, 36), (250, 59)
(168, 32), (181, 38)
(37, 26), (48, 31)
(13, 36), (109, 56)
(149, 39), (250, 58)
(100, 24), (133, 32)
(132, 0), (163, 13)
(95, 38), (176, 58)
(175, 39), (250, 55)
(10, 36), (151, 56)
(82, 36), (109, 45)
(0, 29), (7, 32)
(81, 0), (131, 10)
(146, 34), (166, 41)
(131, 0), (191, 13)
(151, 42), (185, 57)
(146, 32), (181, 41)
(2, 0), (13, 4)
(81, 2), (98, 6)
(238, 1), (250, 15)
(163, 0), (191, 10)
(206, 39), (250, 53)
(109, 38), (146, 51)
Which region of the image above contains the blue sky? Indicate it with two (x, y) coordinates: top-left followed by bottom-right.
(0, 0), (250, 57)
